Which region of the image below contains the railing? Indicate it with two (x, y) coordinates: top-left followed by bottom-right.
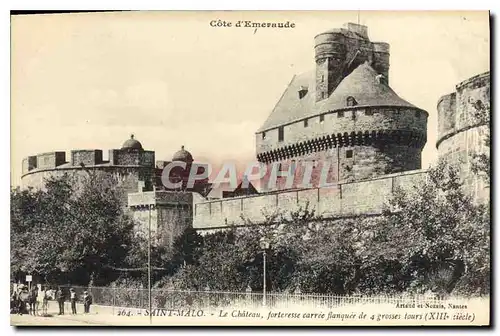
(48, 285), (454, 311)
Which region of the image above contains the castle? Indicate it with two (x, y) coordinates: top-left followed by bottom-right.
(20, 22), (490, 245)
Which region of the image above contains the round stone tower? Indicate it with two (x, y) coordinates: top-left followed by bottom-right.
(256, 22), (428, 191)
(437, 71), (490, 200)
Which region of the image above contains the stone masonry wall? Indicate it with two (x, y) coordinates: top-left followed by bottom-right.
(257, 106), (427, 154)
(193, 169), (427, 230)
(437, 71), (490, 202)
(257, 106), (426, 192)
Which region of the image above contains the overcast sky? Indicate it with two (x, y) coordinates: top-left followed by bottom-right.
(11, 11), (489, 185)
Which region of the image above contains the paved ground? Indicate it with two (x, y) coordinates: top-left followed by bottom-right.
(10, 303), (115, 326)
(11, 311), (104, 326)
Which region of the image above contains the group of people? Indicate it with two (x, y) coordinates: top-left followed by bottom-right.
(10, 284), (51, 316)
(10, 284), (93, 316)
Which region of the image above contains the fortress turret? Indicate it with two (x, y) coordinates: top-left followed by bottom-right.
(437, 71), (490, 201)
(314, 23), (391, 102)
(256, 22), (427, 192)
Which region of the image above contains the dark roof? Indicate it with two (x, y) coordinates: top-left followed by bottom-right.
(121, 134), (143, 150)
(172, 146), (193, 162)
(318, 62), (417, 112)
(257, 71), (316, 132)
(257, 62), (420, 132)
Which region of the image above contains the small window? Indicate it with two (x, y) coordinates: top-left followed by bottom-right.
(278, 126), (284, 142)
(346, 150), (353, 158)
(415, 110), (421, 118)
(321, 74), (325, 83)
(365, 109), (373, 116)
(338, 111), (344, 118)
(319, 114), (325, 123)
(346, 96), (357, 107)
(262, 132), (266, 140)
(304, 119), (308, 127)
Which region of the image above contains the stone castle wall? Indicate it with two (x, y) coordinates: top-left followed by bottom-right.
(256, 106), (427, 191)
(437, 71), (490, 201)
(128, 191), (193, 248)
(193, 169), (427, 230)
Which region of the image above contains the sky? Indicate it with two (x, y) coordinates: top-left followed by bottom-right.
(10, 11), (490, 186)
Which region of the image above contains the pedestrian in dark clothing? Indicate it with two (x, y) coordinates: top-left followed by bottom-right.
(83, 291), (92, 313)
(56, 287), (65, 315)
(28, 287), (38, 315)
(18, 286), (29, 315)
(70, 288), (77, 314)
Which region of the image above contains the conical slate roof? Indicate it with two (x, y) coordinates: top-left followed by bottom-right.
(257, 62), (419, 133)
(318, 62), (416, 112)
(257, 71), (316, 132)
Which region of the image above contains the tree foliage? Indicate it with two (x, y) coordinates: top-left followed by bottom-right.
(163, 161), (489, 297)
(11, 172), (136, 286)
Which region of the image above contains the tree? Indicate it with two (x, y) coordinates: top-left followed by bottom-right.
(10, 172), (138, 286)
(367, 160), (490, 295)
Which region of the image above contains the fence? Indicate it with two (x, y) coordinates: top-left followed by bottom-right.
(50, 285), (454, 311)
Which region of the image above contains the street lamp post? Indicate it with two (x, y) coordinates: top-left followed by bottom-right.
(259, 237), (270, 307)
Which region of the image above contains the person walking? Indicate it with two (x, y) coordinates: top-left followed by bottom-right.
(41, 287), (50, 315)
(56, 287), (65, 315)
(83, 291), (93, 314)
(35, 286), (45, 316)
(17, 285), (29, 315)
(70, 288), (78, 315)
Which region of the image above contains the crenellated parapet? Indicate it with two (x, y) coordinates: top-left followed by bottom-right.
(21, 135), (157, 194)
(257, 105), (427, 164)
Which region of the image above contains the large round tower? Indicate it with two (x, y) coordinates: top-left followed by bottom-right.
(437, 71), (490, 201)
(256, 23), (427, 191)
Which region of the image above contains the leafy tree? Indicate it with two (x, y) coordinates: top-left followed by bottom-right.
(367, 160), (490, 295)
(11, 172), (137, 286)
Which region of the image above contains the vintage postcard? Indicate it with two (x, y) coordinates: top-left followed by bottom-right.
(10, 10), (490, 326)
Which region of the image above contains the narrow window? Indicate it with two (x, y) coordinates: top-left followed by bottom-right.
(278, 127), (284, 142)
(365, 109), (373, 116)
(290, 160), (296, 175)
(346, 150), (353, 158)
(262, 132), (266, 140)
(320, 114), (325, 123)
(321, 74), (325, 83)
(338, 111), (344, 118)
(304, 119), (308, 127)
(346, 96), (357, 107)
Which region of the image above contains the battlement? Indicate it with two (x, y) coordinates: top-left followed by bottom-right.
(22, 148), (155, 177)
(314, 22), (391, 101)
(437, 71), (490, 148)
(71, 149), (104, 166)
